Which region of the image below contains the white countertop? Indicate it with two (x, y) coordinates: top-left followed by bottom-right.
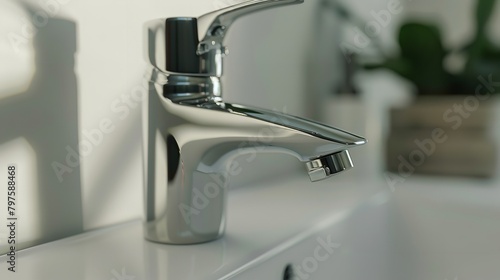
(0, 174), (374, 280)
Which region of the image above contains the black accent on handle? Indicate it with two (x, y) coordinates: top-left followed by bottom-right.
(165, 18), (200, 74)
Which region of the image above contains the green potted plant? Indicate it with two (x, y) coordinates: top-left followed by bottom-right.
(365, 0), (500, 177)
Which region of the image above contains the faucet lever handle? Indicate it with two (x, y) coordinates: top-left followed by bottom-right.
(196, 0), (303, 51)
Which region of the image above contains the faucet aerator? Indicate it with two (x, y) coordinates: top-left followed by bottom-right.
(306, 150), (354, 182)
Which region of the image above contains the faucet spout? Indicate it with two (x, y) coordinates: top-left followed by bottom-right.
(143, 69), (365, 245)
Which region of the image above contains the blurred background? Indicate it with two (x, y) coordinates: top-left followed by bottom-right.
(0, 0), (500, 256)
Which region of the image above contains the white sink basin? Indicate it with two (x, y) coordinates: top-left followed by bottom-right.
(2, 174), (500, 280)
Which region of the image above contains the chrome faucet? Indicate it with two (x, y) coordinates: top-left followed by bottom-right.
(143, 0), (366, 245)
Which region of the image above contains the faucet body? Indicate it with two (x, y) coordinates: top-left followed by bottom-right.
(143, 0), (366, 244)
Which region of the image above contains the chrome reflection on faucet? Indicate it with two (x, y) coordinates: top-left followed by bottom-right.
(143, 0), (366, 244)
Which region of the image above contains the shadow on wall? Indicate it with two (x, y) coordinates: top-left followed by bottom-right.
(0, 2), (83, 253)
